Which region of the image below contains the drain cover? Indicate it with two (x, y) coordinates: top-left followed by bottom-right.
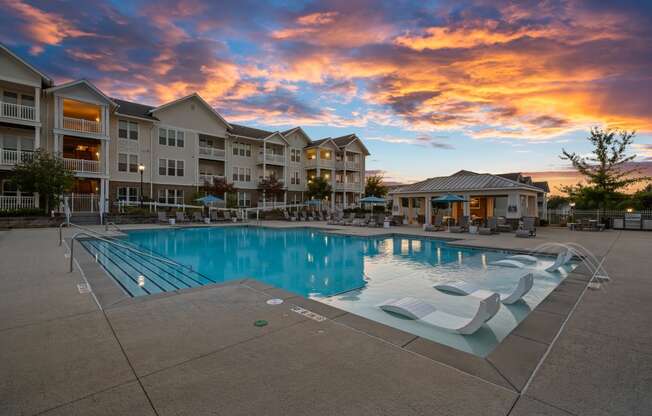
(77, 283), (91, 294)
(254, 320), (268, 327)
(266, 298), (283, 305)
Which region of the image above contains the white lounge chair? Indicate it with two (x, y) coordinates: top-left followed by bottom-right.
(434, 273), (534, 304)
(378, 292), (500, 335)
(507, 254), (538, 264)
(490, 259), (526, 268)
(545, 249), (573, 272)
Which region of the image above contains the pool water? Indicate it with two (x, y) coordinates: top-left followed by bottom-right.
(87, 226), (576, 356)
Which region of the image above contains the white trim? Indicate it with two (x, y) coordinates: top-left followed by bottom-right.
(0, 43), (52, 85)
(45, 79), (118, 107)
(148, 93), (232, 129)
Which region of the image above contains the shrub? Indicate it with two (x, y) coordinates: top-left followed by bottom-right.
(0, 208), (45, 217)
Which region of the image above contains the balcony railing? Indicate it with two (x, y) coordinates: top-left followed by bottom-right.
(198, 146), (226, 159)
(0, 195), (36, 211)
(334, 182), (360, 191)
(63, 158), (101, 174)
(1, 101), (36, 121)
(199, 174), (225, 185)
(0, 149), (33, 165)
(305, 158), (334, 169)
(62, 116), (102, 134)
(336, 160), (361, 170)
(257, 153), (286, 165)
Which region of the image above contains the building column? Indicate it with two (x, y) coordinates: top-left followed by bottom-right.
(34, 126), (40, 149)
(408, 197), (413, 224)
(462, 193), (470, 218)
(425, 195), (432, 225)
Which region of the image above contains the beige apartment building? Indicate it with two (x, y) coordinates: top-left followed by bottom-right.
(0, 44), (368, 217)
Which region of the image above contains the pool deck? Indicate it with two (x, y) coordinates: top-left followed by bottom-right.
(1, 222), (651, 415)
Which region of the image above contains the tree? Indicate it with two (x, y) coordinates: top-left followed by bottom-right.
(547, 195), (569, 210)
(365, 175), (388, 197)
(206, 176), (235, 198)
(258, 173), (284, 204)
(560, 127), (650, 209)
(10, 149), (74, 213)
(307, 176), (332, 200)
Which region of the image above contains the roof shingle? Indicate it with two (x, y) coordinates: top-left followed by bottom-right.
(114, 98), (158, 120)
(391, 171), (543, 194)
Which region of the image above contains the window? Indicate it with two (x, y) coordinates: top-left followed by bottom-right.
(1, 180), (17, 196)
(158, 128), (184, 147)
(21, 95), (35, 108)
(232, 144), (238, 156)
(119, 153), (139, 172)
(232, 142), (251, 157)
(232, 167), (251, 182)
(159, 159), (184, 176)
(232, 166), (238, 181)
(119, 120), (138, 140)
(291, 171), (300, 185)
(238, 191), (251, 208)
(117, 187), (138, 202)
(158, 189), (184, 205)
(290, 148), (302, 163)
(2, 91), (17, 104)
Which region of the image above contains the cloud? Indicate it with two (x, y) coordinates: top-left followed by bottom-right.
(367, 135), (454, 149)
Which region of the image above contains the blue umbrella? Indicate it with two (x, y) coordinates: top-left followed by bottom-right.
(432, 194), (467, 202)
(196, 195), (223, 205)
(360, 196), (386, 204)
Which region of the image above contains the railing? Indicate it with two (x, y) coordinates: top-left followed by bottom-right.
(257, 153), (286, 164)
(0, 101), (35, 121)
(305, 158), (333, 169)
(0, 148), (33, 165)
(63, 158), (101, 173)
(199, 174), (225, 185)
(63, 116), (102, 134)
(198, 146), (226, 159)
(114, 200), (206, 213)
(336, 160), (361, 170)
(334, 183), (360, 191)
(546, 208), (652, 225)
(66, 193), (100, 212)
(0, 195), (35, 211)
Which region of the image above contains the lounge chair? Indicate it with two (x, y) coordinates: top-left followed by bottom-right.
(449, 216), (469, 233)
(283, 210), (297, 221)
(434, 273), (534, 304)
(378, 292), (500, 335)
(192, 211), (204, 222)
(496, 217), (512, 232)
(490, 259), (526, 268)
(516, 217), (536, 238)
(507, 254), (538, 263)
(342, 213), (356, 225)
(209, 210), (221, 222)
(479, 217), (498, 235)
(235, 210), (247, 222)
(175, 211), (190, 223)
(158, 211), (168, 223)
(545, 249), (573, 272)
(223, 211), (233, 222)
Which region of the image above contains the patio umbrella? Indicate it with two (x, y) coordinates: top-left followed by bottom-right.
(196, 195), (223, 205)
(432, 194), (467, 229)
(360, 196), (386, 215)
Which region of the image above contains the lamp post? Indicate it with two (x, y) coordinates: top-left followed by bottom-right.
(138, 164), (145, 208)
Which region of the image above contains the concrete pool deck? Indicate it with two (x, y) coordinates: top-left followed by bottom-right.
(1, 223), (651, 415)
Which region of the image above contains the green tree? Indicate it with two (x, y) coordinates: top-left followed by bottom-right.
(206, 176), (236, 200)
(547, 195), (569, 210)
(258, 173), (284, 204)
(307, 176), (332, 200)
(365, 175), (388, 197)
(10, 149), (74, 213)
(560, 127), (649, 209)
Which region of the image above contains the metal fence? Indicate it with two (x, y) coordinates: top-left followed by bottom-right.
(546, 209), (652, 225)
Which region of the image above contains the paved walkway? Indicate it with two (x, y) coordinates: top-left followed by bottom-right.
(0, 224), (650, 415)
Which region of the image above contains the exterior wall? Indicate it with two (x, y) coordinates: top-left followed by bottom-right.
(0, 52), (42, 87)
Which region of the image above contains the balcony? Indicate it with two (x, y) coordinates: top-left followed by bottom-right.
(199, 174), (225, 185)
(257, 153), (286, 165)
(1, 101), (36, 122)
(62, 116), (102, 134)
(198, 146), (226, 160)
(0, 149), (33, 166)
(335, 160), (362, 170)
(0, 195), (36, 211)
(334, 182), (360, 191)
(63, 158), (101, 174)
(305, 158), (334, 169)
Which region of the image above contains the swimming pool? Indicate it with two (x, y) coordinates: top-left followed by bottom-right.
(83, 226), (576, 356)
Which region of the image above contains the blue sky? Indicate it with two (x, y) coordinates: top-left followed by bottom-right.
(1, 0), (651, 189)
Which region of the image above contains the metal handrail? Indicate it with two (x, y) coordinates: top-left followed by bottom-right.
(67, 230), (196, 273)
(104, 221), (122, 232)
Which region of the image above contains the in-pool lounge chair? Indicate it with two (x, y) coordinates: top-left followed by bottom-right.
(378, 292), (500, 335)
(434, 273), (534, 304)
(545, 249), (573, 272)
(506, 254), (538, 264)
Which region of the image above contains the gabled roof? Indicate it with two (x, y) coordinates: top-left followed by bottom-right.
(45, 79), (118, 107)
(390, 170), (543, 194)
(305, 137), (338, 149)
(281, 126), (312, 143)
(0, 43), (52, 86)
(113, 98), (158, 120)
(149, 93), (232, 129)
(332, 133), (370, 155)
(533, 181), (550, 193)
(228, 123), (275, 139)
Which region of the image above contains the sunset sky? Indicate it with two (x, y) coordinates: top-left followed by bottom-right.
(1, 0), (651, 192)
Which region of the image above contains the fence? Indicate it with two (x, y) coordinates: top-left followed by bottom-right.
(0, 195), (36, 211)
(546, 209), (652, 225)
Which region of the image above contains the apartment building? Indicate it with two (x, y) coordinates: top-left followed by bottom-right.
(0, 43), (369, 215)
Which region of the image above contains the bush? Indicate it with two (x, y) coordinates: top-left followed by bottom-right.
(124, 206), (153, 216)
(0, 208), (45, 217)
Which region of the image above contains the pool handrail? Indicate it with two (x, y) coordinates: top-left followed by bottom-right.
(66, 229), (196, 274)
